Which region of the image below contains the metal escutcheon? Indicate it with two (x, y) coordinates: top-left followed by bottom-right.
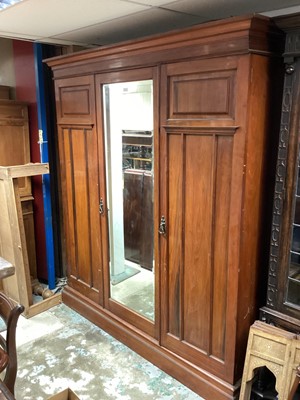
(158, 215), (166, 236)
(99, 198), (104, 215)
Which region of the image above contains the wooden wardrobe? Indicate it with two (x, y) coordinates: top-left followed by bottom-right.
(46, 15), (284, 399)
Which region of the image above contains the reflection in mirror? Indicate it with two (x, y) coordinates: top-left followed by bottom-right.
(103, 80), (154, 321)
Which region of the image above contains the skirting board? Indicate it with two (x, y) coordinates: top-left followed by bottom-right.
(62, 285), (240, 400)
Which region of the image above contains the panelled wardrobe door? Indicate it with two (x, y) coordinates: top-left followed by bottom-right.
(160, 56), (247, 381)
(55, 76), (103, 304)
(95, 68), (159, 338)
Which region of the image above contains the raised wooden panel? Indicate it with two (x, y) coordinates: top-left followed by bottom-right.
(183, 134), (213, 352)
(162, 128), (235, 377)
(0, 101), (31, 197)
(164, 57), (237, 124)
(170, 72), (235, 120)
(55, 76), (95, 125)
(59, 126), (102, 304)
(167, 133), (183, 338)
(60, 87), (90, 116)
(211, 136), (233, 360)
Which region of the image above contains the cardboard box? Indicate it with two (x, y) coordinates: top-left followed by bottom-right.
(48, 388), (80, 400)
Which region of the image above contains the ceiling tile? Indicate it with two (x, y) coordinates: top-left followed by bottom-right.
(261, 4), (300, 17)
(0, 0), (150, 37)
(122, 0), (176, 5)
(163, 0), (300, 19)
(0, 0), (300, 47)
(52, 8), (206, 45)
(0, 30), (43, 41)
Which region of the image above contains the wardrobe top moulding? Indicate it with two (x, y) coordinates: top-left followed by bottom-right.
(45, 14), (284, 79)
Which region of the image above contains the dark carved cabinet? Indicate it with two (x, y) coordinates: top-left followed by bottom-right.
(261, 16), (300, 333)
(47, 15), (284, 399)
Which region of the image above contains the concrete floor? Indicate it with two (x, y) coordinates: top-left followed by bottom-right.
(14, 303), (204, 400)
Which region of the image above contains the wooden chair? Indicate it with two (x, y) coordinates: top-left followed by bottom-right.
(0, 379), (16, 400)
(0, 292), (24, 396)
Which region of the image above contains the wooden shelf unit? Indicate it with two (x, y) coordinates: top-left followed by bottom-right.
(0, 164), (61, 318)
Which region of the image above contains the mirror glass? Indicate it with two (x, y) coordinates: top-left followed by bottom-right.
(103, 80), (154, 321)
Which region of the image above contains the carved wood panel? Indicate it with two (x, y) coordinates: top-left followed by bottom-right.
(262, 35), (300, 329)
(266, 70), (295, 309)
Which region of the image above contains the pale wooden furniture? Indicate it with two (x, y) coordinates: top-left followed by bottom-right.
(47, 15), (284, 399)
(287, 339), (300, 399)
(0, 380), (15, 400)
(0, 97), (37, 280)
(240, 321), (296, 399)
(240, 322), (300, 399)
(0, 164), (61, 317)
(288, 365), (300, 400)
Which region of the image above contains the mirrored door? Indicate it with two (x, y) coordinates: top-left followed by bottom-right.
(97, 70), (157, 334)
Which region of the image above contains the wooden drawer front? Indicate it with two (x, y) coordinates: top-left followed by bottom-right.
(55, 76), (95, 125)
(163, 57), (237, 124)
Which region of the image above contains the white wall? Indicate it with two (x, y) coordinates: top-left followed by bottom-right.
(0, 38), (16, 99)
